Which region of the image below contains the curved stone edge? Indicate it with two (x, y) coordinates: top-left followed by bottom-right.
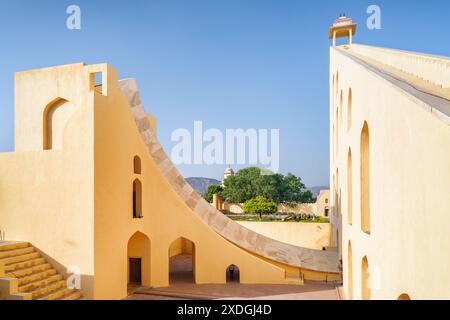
(117, 79), (339, 274)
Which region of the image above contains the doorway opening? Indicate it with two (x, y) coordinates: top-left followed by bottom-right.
(169, 237), (196, 285)
(129, 258), (142, 284)
(226, 264), (240, 283)
(127, 231), (151, 287)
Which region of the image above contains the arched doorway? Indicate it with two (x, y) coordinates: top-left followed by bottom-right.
(127, 231), (151, 287)
(398, 293), (411, 300)
(347, 241), (353, 300)
(169, 237), (196, 284)
(43, 98), (76, 150)
(361, 256), (370, 300)
(226, 264), (240, 283)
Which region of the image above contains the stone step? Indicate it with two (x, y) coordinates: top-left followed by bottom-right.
(5, 257), (46, 272)
(0, 246), (34, 259)
(58, 291), (82, 300)
(19, 274), (63, 293)
(17, 268), (57, 285)
(0, 242), (29, 252)
(6, 263), (52, 278)
(30, 280), (66, 298)
(0, 251), (40, 265)
(36, 287), (74, 301)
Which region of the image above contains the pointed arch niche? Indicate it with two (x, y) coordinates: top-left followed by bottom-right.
(43, 98), (76, 150)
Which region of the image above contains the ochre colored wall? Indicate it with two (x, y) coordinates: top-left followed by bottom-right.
(0, 64), (95, 298)
(237, 222), (331, 250)
(92, 67), (295, 299)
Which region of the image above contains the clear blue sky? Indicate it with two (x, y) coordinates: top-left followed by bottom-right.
(1, 0), (450, 186)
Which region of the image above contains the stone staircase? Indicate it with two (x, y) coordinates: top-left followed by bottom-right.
(0, 242), (81, 300)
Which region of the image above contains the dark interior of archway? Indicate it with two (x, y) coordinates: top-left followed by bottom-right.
(226, 265), (240, 283)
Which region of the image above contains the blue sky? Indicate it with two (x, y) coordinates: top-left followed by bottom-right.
(1, 0), (450, 186)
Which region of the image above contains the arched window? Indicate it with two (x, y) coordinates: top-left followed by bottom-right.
(226, 264), (240, 283)
(360, 122), (371, 234)
(398, 293), (411, 300)
(133, 179), (143, 218)
(347, 89), (352, 131)
(361, 256), (370, 300)
(347, 241), (353, 300)
(43, 98), (76, 150)
(134, 156), (141, 174)
(347, 148), (353, 225)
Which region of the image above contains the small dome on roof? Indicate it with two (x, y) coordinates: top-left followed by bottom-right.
(333, 13), (353, 27)
(224, 167), (234, 175)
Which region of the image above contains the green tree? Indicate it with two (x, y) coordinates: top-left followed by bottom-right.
(299, 190), (314, 203)
(221, 167), (263, 203)
(282, 173), (313, 203)
(203, 185), (223, 203)
(221, 167), (313, 204)
(243, 196), (278, 218)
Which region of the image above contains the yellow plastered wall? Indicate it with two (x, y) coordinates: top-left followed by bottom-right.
(237, 222), (331, 250)
(330, 46), (450, 299)
(0, 63), (95, 298)
(92, 65), (296, 299)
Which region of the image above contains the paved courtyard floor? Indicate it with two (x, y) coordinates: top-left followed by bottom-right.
(125, 254), (339, 300)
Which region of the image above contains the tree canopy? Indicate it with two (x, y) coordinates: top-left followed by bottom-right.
(243, 196), (277, 217)
(220, 167), (313, 204)
(204, 185), (224, 203)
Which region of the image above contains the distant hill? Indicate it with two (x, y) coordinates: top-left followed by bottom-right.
(186, 177), (221, 196)
(307, 186), (329, 198)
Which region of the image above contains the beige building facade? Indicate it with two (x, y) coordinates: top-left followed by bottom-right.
(330, 44), (450, 300)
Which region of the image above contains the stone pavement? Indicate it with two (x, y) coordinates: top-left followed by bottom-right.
(126, 253), (339, 300)
(126, 282), (339, 300)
